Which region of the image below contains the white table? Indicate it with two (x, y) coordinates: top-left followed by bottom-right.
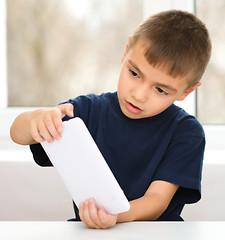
(0, 221), (225, 240)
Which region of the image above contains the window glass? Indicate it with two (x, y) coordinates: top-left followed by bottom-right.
(196, 0), (225, 124)
(7, 0), (143, 106)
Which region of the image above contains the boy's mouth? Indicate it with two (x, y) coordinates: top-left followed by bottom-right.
(126, 101), (142, 114)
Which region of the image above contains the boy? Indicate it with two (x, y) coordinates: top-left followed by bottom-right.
(10, 10), (211, 229)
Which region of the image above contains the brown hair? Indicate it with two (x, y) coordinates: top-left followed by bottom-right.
(128, 10), (212, 88)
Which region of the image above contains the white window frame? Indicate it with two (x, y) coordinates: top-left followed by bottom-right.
(0, 0), (7, 109)
(1, 0), (225, 163)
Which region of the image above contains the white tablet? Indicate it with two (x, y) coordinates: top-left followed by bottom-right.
(41, 117), (130, 215)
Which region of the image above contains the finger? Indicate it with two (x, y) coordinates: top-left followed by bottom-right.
(65, 103), (74, 118)
(98, 206), (117, 229)
(53, 115), (64, 134)
(79, 201), (100, 229)
(44, 113), (62, 140)
(30, 120), (45, 143)
(59, 103), (74, 118)
(88, 199), (102, 228)
(49, 111), (64, 139)
(38, 120), (54, 143)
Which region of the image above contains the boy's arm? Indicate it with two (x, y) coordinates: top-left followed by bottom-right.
(117, 180), (179, 222)
(79, 180), (179, 229)
(10, 103), (74, 145)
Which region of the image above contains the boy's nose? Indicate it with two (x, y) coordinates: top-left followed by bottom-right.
(131, 86), (148, 103)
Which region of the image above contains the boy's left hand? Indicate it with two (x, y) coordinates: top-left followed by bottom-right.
(79, 198), (118, 229)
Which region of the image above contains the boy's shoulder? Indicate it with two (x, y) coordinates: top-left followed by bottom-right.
(171, 104), (205, 139)
(61, 92), (115, 110)
(70, 92), (115, 104)
(62, 92), (116, 122)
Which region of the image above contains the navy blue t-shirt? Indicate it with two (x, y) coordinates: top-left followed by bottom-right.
(30, 92), (205, 221)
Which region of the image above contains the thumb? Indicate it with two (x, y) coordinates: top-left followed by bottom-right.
(59, 103), (74, 118)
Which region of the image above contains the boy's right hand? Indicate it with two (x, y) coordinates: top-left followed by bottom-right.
(30, 103), (74, 143)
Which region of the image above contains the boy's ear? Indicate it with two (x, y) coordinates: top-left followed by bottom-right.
(177, 82), (201, 101)
(121, 36), (132, 63)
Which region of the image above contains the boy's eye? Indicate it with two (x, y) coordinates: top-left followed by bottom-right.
(156, 87), (168, 95)
(129, 69), (140, 78)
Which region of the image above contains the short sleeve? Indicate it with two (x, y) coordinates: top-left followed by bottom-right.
(30, 143), (52, 167)
(153, 116), (205, 203)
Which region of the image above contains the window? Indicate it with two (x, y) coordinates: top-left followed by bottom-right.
(2, 0), (196, 111)
(1, 0), (225, 158)
(0, 0), (7, 109)
(1, 0), (145, 151)
(7, 0), (144, 107)
(196, 0), (225, 124)
(195, 0), (225, 162)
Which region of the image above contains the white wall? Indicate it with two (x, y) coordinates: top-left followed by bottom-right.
(182, 163), (225, 221)
(0, 157), (224, 221)
(0, 160), (74, 221)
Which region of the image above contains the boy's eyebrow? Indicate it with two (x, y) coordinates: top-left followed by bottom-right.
(128, 60), (178, 93)
(128, 60), (144, 78)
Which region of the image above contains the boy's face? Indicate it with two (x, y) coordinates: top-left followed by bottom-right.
(117, 38), (199, 119)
